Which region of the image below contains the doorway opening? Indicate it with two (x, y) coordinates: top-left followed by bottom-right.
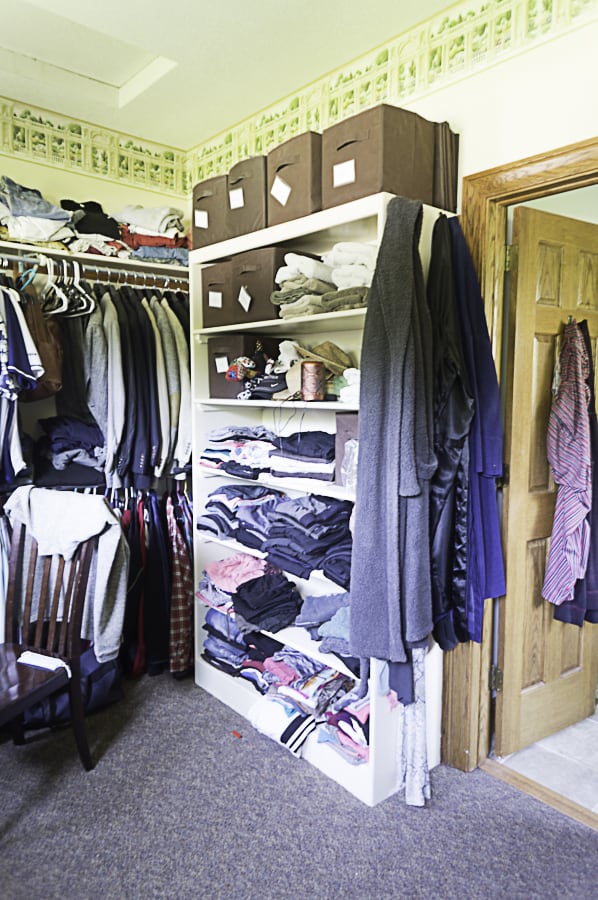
(441, 137), (598, 830)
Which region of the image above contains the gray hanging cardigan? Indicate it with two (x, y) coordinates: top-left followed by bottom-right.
(349, 196), (436, 663)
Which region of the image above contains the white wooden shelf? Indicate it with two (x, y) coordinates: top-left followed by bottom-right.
(190, 192), (443, 806)
(194, 397), (358, 412)
(193, 307), (366, 339)
(189, 193), (394, 264)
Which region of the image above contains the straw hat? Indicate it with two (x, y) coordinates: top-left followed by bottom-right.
(296, 341), (353, 376)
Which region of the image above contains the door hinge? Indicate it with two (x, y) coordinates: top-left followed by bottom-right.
(489, 665), (504, 692)
(504, 244), (517, 272)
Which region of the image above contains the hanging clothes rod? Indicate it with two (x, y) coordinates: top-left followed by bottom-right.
(0, 246), (189, 285)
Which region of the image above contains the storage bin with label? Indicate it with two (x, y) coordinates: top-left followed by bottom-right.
(192, 174), (229, 248)
(227, 156), (268, 237)
(201, 259), (233, 328)
(230, 246), (287, 323)
(267, 132), (322, 226)
(321, 105), (436, 209)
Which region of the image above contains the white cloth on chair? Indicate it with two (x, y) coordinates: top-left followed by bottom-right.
(4, 486), (129, 663)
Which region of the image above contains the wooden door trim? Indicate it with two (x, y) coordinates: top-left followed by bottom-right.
(442, 136), (598, 772)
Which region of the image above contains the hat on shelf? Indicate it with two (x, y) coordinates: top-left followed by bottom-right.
(272, 362), (302, 401)
(296, 341), (353, 376)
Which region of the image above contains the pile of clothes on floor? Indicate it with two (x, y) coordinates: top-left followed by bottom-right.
(0, 175), (189, 263)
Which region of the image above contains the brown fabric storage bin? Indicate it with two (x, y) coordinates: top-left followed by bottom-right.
(208, 334), (282, 398)
(433, 121), (459, 213)
(335, 412), (359, 483)
(192, 175), (229, 248)
(201, 260), (233, 328)
(267, 132), (322, 226)
(227, 156), (268, 237)
(230, 246), (287, 323)
(321, 105), (436, 209)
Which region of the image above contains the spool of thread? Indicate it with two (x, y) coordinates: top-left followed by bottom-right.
(301, 360), (325, 401)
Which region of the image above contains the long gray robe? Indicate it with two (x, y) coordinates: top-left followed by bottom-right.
(349, 195), (436, 663)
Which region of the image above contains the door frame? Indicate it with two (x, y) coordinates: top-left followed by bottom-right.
(441, 136), (598, 772)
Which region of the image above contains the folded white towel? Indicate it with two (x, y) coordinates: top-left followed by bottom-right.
(284, 252), (334, 283)
(332, 264), (373, 289)
(322, 242), (378, 269)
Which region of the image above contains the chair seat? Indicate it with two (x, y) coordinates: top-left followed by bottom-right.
(0, 643), (70, 727)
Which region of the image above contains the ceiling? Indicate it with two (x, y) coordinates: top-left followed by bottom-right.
(1, 0), (454, 150)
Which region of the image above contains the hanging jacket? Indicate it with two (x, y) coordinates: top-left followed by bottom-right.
(448, 217), (506, 643)
(427, 214), (475, 649)
(350, 195), (436, 663)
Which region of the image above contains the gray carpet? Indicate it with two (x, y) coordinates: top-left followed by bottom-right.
(0, 673), (596, 900)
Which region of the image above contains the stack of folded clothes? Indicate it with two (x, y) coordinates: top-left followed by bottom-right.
(196, 551), (275, 612)
(113, 204), (189, 265)
(248, 652), (355, 758)
(196, 483), (284, 543)
(268, 430), (336, 482)
(0, 175), (75, 246)
(60, 198), (130, 256)
(231, 569), (303, 633)
(199, 424), (278, 479)
(318, 692), (371, 764)
(197, 486), (353, 588)
(199, 426), (337, 484)
(262, 493), (354, 589)
(270, 249), (373, 319)
(271, 252), (336, 319)
(200, 605), (285, 692)
(322, 241), (377, 288)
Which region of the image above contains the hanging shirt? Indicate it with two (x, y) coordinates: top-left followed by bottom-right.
(542, 321), (592, 605)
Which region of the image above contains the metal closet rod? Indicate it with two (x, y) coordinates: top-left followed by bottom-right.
(0, 247), (189, 286)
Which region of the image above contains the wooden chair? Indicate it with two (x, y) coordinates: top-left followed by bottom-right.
(0, 522), (97, 770)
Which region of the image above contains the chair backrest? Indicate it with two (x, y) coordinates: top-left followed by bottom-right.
(4, 522), (96, 664)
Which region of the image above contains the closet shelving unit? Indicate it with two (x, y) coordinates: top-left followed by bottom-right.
(190, 192), (443, 807)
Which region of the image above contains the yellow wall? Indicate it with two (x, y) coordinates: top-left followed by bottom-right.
(1, 156), (185, 222)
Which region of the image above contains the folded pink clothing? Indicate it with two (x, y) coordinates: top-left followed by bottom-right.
(264, 658), (298, 685)
(337, 729), (370, 761)
(204, 553), (270, 593)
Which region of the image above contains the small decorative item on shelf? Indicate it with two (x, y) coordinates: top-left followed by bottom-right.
(300, 360), (325, 401)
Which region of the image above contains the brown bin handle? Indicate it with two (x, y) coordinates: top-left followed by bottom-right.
(336, 129), (370, 152)
(274, 154), (301, 172)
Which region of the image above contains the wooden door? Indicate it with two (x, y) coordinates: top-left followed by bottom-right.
(496, 206), (598, 756)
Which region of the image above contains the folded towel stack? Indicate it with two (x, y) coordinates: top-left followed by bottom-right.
(322, 242), (378, 289)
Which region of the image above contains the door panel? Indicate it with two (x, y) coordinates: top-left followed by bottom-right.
(496, 206), (598, 756)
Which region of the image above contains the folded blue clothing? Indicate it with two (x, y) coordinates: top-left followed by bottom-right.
(318, 605), (350, 640)
(296, 591), (350, 628)
(270, 431), (336, 461)
(0, 175), (71, 220)
(203, 634), (248, 667)
(205, 607), (247, 645)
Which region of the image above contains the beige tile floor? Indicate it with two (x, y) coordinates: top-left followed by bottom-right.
(498, 705), (598, 813)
